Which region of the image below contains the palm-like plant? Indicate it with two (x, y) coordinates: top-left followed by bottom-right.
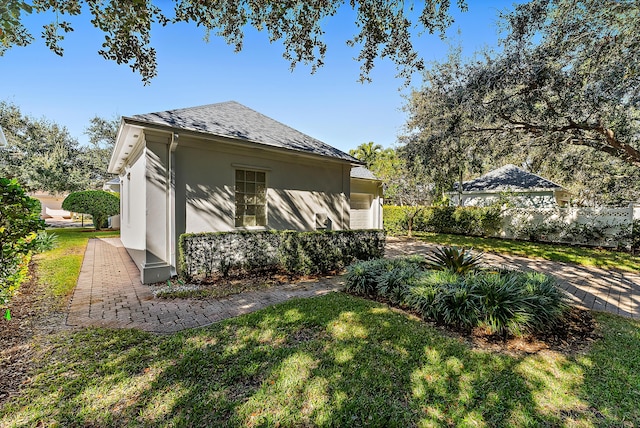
(349, 141), (383, 168)
(425, 246), (483, 274)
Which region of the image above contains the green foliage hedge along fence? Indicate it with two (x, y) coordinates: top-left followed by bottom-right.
(384, 205), (639, 249)
(384, 205), (502, 237)
(179, 230), (386, 281)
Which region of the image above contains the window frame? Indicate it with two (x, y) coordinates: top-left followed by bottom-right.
(234, 168), (268, 228)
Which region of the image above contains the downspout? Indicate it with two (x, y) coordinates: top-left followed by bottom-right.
(377, 182), (384, 229)
(168, 133), (179, 275)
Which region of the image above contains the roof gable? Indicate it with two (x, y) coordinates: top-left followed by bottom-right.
(459, 164), (565, 192)
(350, 166), (378, 180)
(126, 101), (357, 162)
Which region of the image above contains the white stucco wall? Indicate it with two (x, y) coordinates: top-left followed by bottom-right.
(174, 137), (350, 236)
(145, 138), (171, 269)
(120, 148), (146, 268)
(119, 131), (355, 282)
(350, 178), (383, 229)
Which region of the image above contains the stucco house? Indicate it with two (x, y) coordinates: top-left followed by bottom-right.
(30, 192), (72, 220)
(108, 101), (383, 283)
(103, 177), (120, 193)
(449, 164), (570, 208)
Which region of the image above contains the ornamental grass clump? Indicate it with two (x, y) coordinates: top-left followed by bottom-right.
(345, 246), (571, 339)
(425, 246), (483, 274)
(377, 263), (422, 306)
(473, 272), (532, 337)
(519, 271), (570, 331)
(33, 231), (59, 253)
(344, 259), (387, 296)
(344, 257), (424, 299)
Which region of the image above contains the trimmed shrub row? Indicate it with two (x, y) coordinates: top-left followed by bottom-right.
(385, 205), (638, 250)
(383, 205), (502, 236)
(344, 257), (570, 337)
(179, 229), (386, 281)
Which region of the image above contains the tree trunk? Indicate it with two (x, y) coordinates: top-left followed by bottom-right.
(457, 164), (464, 207)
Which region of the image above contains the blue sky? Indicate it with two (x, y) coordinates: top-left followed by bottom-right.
(1, 1), (519, 153)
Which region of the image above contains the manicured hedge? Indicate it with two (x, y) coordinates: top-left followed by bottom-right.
(383, 205), (502, 236)
(62, 190), (119, 230)
(179, 229), (386, 281)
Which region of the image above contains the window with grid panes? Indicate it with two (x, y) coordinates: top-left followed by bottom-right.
(235, 169), (267, 227)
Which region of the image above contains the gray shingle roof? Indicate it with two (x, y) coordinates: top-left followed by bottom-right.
(127, 101), (358, 162)
(350, 166), (378, 180)
(458, 164), (564, 192)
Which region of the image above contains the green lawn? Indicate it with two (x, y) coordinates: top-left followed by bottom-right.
(1, 293), (638, 427)
(35, 228), (120, 305)
(414, 232), (640, 273)
(2, 227), (638, 426)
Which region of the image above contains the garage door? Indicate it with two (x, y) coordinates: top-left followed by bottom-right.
(350, 194), (372, 229)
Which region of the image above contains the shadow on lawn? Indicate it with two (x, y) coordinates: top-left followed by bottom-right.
(1, 294), (638, 427)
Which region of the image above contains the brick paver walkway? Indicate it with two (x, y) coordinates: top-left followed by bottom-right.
(66, 238), (342, 333)
(67, 237), (640, 334)
(386, 237), (640, 319)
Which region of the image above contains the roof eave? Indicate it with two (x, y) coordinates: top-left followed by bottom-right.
(450, 187), (566, 194)
(108, 118), (147, 174)
(118, 117), (358, 165)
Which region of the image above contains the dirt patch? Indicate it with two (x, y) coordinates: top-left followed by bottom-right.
(0, 264), (68, 405)
(150, 269), (340, 299)
(368, 294), (599, 356)
(464, 308), (600, 356)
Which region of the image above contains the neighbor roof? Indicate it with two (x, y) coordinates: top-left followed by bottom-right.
(457, 164), (565, 192)
(125, 101), (358, 163)
(350, 166), (378, 180)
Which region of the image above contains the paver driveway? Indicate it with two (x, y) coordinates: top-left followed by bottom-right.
(386, 237), (640, 319)
(67, 236), (640, 333)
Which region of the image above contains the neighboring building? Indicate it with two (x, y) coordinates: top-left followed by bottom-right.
(102, 177), (122, 229)
(30, 192), (72, 219)
(350, 166), (383, 230)
(103, 177), (121, 193)
(449, 164), (570, 208)
(108, 101), (383, 283)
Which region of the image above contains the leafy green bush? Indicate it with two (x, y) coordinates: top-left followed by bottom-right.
(0, 178), (45, 306)
(344, 257), (424, 300)
(62, 190), (119, 230)
(377, 261), (423, 306)
(406, 284), (440, 319)
(382, 205), (410, 235)
(425, 246), (483, 274)
(383, 205), (502, 237)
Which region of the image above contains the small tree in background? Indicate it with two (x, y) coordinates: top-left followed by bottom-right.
(62, 190), (119, 230)
(0, 178), (45, 306)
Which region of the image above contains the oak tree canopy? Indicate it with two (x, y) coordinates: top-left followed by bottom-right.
(401, 0), (640, 204)
(0, 0), (467, 83)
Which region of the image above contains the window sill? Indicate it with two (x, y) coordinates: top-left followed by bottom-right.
(234, 226), (269, 231)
